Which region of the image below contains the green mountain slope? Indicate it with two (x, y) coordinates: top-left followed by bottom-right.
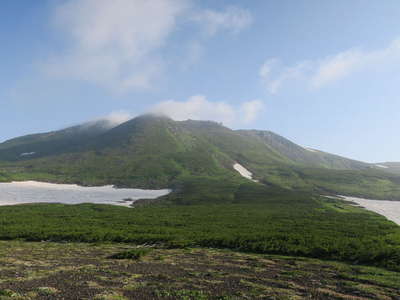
(0, 119), (115, 161)
(0, 116), (236, 187)
(372, 162), (400, 175)
(0, 114), (400, 199)
(237, 130), (369, 170)
(1, 115), (400, 273)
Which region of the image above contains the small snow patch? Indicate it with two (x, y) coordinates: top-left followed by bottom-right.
(233, 163), (258, 183)
(375, 164), (389, 169)
(305, 147), (318, 153)
(20, 152), (36, 156)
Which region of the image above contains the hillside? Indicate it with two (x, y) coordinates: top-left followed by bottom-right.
(0, 119), (114, 161)
(373, 162), (400, 175)
(238, 130), (369, 170)
(0, 115), (400, 284)
(1, 114), (400, 199)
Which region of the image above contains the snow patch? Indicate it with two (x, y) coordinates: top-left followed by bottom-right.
(0, 181), (171, 207)
(304, 147), (318, 153)
(375, 164), (389, 169)
(233, 163), (258, 183)
(20, 152), (36, 156)
(338, 196), (400, 225)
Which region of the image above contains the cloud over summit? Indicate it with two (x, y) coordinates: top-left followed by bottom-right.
(43, 0), (253, 93)
(151, 95), (264, 126)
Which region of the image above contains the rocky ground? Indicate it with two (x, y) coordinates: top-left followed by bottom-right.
(0, 241), (399, 300)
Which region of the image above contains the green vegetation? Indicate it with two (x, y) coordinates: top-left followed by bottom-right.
(249, 165), (400, 200)
(1, 115), (400, 199)
(375, 161), (400, 175)
(0, 114), (399, 295)
(0, 181), (399, 272)
(238, 129), (368, 170)
(108, 248), (152, 260)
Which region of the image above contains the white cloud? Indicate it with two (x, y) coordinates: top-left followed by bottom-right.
(193, 6), (252, 36)
(84, 111), (133, 129)
(259, 59), (310, 94)
(44, 0), (189, 92)
(260, 38), (400, 93)
(43, 0), (253, 92)
(310, 49), (364, 89)
(103, 111), (133, 126)
(151, 95), (264, 126)
(44, 0), (188, 92)
(241, 100), (265, 123)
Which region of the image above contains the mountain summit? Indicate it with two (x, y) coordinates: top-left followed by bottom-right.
(0, 115), (399, 199)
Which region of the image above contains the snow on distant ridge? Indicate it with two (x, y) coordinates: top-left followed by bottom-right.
(304, 147), (318, 153)
(20, 152), (35, 156)
(233, 163), (258, 183)
(375, 164), (389, 169)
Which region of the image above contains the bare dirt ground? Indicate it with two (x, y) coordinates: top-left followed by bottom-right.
(0, 241), (399, 300)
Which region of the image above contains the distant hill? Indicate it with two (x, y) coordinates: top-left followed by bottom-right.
(0, 119), (115, 161)
(1, 114), (400, 199)
(372, 162), (400, 175)
(237, 130), (369, 170)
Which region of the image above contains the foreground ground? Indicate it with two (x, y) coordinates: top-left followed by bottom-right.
(0, 241), (399, 300)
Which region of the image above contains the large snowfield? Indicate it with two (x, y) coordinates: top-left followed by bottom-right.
(342, 196), (400, 225)
(0, 181), (171, 207)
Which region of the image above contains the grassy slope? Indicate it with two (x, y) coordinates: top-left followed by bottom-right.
(376, 162), (400, 175)
(0, 118), (232, 188)
(237, 129), (369, 170)
(0, 117), (399, 290)
(1, 116), (400, 199)
(246, 164), (400, 200)
(0, 120), (113, 161)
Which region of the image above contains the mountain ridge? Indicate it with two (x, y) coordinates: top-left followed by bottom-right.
(1, 114), (400, 200)
(0, 114), (377, 167)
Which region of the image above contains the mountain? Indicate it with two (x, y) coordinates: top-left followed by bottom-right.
(0, 119), (116, 161)
(1, 114), (400, 199)
(372, 162), (400, 175)
(238, 130), (369, 170)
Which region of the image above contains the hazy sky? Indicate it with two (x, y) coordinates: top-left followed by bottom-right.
(1, 0), (400, 163)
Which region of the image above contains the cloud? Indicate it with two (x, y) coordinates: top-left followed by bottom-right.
(84, 111), (133, 129)
(44, 0), (189, 92)
(151, 95), (264, 126)
(178, 6), (252, 70)
(260, 38), (400, 93)
(310, 49), (366, 89)
(259, 59), (310, 94)
(43, 0), (253, 92)
(193, 6), (253, 36)
(241, 100), (265, 123)
(102, 111), (133, 126)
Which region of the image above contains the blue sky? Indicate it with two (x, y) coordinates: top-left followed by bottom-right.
(1, 0), (400, 162)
